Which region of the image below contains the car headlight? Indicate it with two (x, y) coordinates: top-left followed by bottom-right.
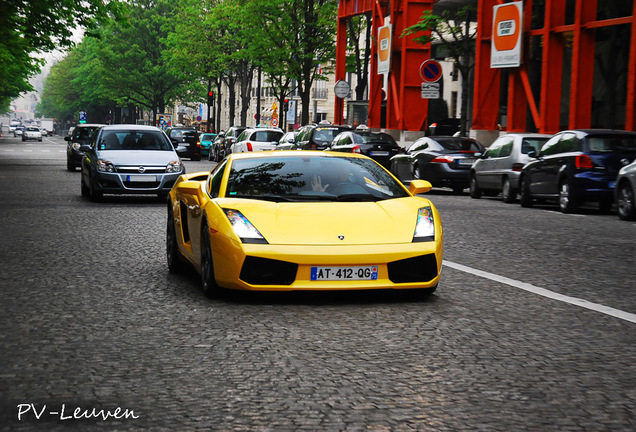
(72, 142), (81, 151)
(223, 209), (267, 244)
(166, 160), (182, 173)
(97, 159), (115, 173)
(413, 206), (435, 242)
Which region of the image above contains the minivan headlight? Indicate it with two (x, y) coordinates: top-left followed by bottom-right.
(97, 160), (115, 172)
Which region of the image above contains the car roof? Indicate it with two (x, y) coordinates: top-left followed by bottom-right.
(227, 150), (371, 161)
(101, 125), (164, 131)
(75, 123), (106, 128)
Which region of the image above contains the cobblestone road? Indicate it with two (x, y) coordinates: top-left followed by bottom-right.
(0, 136), (634, 431)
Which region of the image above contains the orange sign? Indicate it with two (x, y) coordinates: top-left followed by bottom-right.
(491, 1), (523, 68)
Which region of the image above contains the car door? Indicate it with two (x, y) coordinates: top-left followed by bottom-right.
(493, 138), (514, 185)
(476, 138), (504, 189)
(540, 132), (578, 195)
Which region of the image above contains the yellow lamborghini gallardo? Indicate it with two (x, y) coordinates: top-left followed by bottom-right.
(167, 151), (443, 297)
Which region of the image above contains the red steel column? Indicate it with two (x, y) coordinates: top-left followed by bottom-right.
(539, 0), (566, 134)
(334, 14), (348, 125)
(472, 0), (500, 131)
(569, 0), (597, 129)
(627, 4), (636, 131)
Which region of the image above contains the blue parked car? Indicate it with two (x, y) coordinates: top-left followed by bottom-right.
(519, 129), (636, 213)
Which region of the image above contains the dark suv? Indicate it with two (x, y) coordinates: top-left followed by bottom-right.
(221, 126), (247, 156)
(519, 129), (636, 213)
(65, 123), (105, 171)
(166, 127), (201, 160)
(295, 123), (352, 150)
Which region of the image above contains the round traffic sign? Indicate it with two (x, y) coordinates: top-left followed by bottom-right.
(420, 59), (443, 83)
(271, 118), (279, 127)
(334, 80), (350, 98)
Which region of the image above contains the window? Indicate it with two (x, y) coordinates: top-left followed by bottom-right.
(208, 159), (227, 198)
(499, 141), (513, 157)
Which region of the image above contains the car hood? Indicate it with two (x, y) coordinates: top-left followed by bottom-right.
(97, 150), (179, 165)
(214, 197), (435, 245)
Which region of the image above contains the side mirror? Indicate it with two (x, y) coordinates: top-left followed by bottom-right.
(80, 144), (92, 152)
(528, 150), (538, 158)
(409, 179), (433, 195)
(64, 136), (71, 142)
(475, 152), (483, 158)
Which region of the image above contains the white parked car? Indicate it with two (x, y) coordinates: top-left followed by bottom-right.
(231, 127), (284, 153)
(22, 127), (43, 142)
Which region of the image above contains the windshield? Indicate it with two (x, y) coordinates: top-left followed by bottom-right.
(226, 155), (409, 202)
(97, 130), (174, 151)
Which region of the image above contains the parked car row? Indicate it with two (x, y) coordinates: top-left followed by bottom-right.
(467, 129), (636, 221)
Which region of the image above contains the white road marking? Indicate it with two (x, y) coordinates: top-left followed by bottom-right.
(443, 260), (636, 324)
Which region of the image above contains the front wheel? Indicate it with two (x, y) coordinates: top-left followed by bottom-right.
(519, 176), (533, 208)
(200, 223), (221, 298)
(166, 207), (185, 273)
(469, 174), (482, 199)
(617, 182), (636, 221)
(558, 178), (577, 213)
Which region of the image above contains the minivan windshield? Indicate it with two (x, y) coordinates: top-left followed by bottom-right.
(98, 130), (173, 151)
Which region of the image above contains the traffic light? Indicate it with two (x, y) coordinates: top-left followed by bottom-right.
(207, 91), (214, 105)
(284, 98), (289, 111)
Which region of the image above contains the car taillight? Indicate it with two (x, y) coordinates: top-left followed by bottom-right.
(431, 155), (454, 163)
(512, 163), (525, 171)
(197, 141), (201, 147)
(311, 144), (316, 149)
(352, 145), (361, 154)
(576, 154), (594, 169)
(247, 142), (253, 152)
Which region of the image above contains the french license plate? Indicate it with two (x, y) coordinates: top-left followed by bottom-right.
(310, 266), (379, 281)
(458, 158), (475, 165)
(370, 151), (389, 156)
(126, 175), (156, 182)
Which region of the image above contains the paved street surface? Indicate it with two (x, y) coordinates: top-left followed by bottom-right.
(0, 134), (634, 431)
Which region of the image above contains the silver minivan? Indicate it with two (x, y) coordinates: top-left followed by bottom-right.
(470, 133), (550, 203)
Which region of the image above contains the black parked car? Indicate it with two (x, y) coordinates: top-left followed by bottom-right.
(519, 129), (636, 213)
(328, 130), (401, 169)
(390, 136), (485, 194)
(221, 126), (247, 157)
(65, 123), (105, 171)
(166, 127), (201, 160)
(295, 122), (352, 150)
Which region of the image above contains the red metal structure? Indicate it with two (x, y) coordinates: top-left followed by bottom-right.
(473, 0), (636, 134)
(335, 0), (435, 131)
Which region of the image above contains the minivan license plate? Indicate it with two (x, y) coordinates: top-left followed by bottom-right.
(310, 266), (379, 281)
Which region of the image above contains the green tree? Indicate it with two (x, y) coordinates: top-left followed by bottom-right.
(254, 0), (338, 125)
(402, 4), (477, 136)
(0, 0), (119, 113)
(94, 0), (186, 121)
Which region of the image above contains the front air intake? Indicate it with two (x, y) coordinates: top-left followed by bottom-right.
(387, 254), (438, 283)
(240, 256), (298, 286)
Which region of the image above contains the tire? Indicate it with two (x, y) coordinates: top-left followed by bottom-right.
(558, 178), (577, 213)
(200, 222), (220, 298)
(67, 158), (76, 172)
(502, 177), (516, 203)
(469, 174), (482, 199)
(81, 176), (90, 197)
(617, 182), (636, 221)
(89, 177), (103, 202)
(166, 207), (185, 273)
(519, 176), (533, 208)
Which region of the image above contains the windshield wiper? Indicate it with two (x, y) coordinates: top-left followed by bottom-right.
(335, 194), (384, 202)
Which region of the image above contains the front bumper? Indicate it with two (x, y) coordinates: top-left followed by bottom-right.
(211, 237), (443, 292)
(93, 170), (182, 194)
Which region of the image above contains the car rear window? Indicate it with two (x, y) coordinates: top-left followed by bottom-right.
(436, 138), (483, 152)
(587, 135), (636, 153)
(251, 130), (284, 142)
(314, 128), (347, 143)
(357, 133), (398, 145)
